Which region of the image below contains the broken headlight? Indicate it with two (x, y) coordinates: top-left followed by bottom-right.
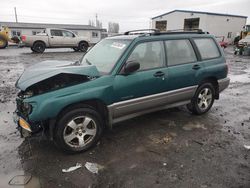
(22, 102), (33, 115)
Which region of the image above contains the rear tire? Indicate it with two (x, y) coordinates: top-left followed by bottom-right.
(187, 83), (215, 115)
(31, 47), (37, 53)
(32, 41), (46, 53)
(54, 106), (103, 153)
(73, 47), (79, 52)
(78, 42), (88, 52)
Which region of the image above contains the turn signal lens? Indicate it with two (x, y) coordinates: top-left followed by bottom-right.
(19, 118), (32, 132)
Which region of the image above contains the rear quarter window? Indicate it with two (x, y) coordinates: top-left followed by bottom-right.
(194, 38), (220, 59)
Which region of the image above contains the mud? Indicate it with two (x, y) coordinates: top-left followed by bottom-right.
(0, 46), (249, 188)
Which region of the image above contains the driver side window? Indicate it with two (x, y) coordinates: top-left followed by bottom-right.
(127, 41), (164, 71)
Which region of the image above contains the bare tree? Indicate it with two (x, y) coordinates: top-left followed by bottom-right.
(108, 22), (120, 33)
(88, 19), (102, 28)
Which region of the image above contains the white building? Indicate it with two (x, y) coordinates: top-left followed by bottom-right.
(0, 22), (107, 44)
(152, 10), (247, 43)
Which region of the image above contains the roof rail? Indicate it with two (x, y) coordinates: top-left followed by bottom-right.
(153, 29), (209, 35)
(124, 29), (160, 35)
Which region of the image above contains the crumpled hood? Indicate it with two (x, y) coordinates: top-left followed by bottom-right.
(16, 60), (100, 90)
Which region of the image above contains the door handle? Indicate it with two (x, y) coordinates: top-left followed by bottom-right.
(154, 71), (165, 77)
(192, 64), (201, 70)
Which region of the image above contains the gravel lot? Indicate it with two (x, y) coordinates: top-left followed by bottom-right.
(0, 46), (249, 188)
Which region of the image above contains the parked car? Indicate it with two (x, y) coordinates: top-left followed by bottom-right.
(215, 36), (228, 49)
(21, 28), (90, 53)
(14, 29), (230, 153)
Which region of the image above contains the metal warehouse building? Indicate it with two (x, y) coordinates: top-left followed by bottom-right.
(152, 10), (247, 43)
(0, 22), (107, 44)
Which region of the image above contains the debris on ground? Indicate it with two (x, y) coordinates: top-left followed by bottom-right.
(192, 140), (204, 146)
(182, 122), (207, 131)
(244, 145), (250, 150)
(149, 134), (173, 144)
(85, 162), (104, 174)
(8, 174), (32, 185)
(62, 163), (82, 173)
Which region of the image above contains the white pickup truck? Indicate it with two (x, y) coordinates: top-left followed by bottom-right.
(21, 28), (90, 53)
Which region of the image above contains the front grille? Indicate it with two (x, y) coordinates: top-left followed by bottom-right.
(16, 97), (28, 117)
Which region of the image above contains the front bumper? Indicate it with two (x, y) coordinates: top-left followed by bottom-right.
(218, 77), (230, 93)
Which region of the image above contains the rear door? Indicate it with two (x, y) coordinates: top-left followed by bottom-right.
(164, 39), (202, 100)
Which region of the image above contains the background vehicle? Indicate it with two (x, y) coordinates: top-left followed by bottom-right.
(21, 28), (90, 53)
(14, 29), (229, 153)
(0, 26), (19, 49)
(234, 25), (250, 55)
(216, 36), (228, 49)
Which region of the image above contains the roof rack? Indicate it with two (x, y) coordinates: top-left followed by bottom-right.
(123, 28), (208, 36)
(124, 29), (160, 35)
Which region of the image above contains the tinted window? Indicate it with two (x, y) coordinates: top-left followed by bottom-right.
(165, 40), (197, 66)
(194, 38), (220, 59)
(63, 31), (74, 37)
(127, 41), (164, 71)
(51, 30), (63, 36)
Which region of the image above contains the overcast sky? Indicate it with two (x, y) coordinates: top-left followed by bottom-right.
(1, 0), (249, 32)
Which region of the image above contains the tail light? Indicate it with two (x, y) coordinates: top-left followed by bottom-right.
(21, 35), (26, 41)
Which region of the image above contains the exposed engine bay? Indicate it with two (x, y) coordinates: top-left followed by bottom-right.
(18, 73), (91, 98)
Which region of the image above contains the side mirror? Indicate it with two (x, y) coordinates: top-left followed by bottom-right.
(121, 61), (140, 75)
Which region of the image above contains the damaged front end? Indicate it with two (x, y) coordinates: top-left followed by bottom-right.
(14, 60), (100, 137)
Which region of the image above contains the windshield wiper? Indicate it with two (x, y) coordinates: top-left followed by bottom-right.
(85, 58), (92, 65)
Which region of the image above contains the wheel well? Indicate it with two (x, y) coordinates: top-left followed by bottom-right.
(79, 40), (89, 47)
(56, 99), (109, 127)
(200, 77), (219, 99)
(33, 40), (46, 47)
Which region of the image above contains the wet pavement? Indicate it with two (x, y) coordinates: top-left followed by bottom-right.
(0, 46), (249, 188)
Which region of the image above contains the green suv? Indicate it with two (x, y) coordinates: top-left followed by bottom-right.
(14, 29), (230, 153)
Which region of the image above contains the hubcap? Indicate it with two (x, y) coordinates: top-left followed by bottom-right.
(63, 116), (97, 148)
(197, 88), (212, 111)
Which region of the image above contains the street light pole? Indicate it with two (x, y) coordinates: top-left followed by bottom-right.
(14, 7), (18, 23)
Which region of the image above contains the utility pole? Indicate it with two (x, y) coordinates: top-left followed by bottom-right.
(95, 13), (98, 27)
(14, 7), (18, 23)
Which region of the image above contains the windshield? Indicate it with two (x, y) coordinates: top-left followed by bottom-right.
(81, 38), (131, 74)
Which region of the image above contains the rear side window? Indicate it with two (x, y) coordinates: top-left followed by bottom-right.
(51, 30), (63, 36)
(165, 40), (197, 66)
(194, 38), (220, 59)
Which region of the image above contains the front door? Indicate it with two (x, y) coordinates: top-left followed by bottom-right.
(49, 29), (64, 46)
(112, 41), (168, 119)
(62, 30), (77, 46)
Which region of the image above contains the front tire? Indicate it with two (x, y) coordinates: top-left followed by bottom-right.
(78, 42), (88, 52)
(187, 83), (215, 115)
(54, 106), (103, 153)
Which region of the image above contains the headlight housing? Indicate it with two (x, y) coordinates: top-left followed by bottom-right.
(22, 102), (33, 115)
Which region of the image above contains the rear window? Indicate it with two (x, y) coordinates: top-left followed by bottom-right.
(194, 38), (220, 59)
